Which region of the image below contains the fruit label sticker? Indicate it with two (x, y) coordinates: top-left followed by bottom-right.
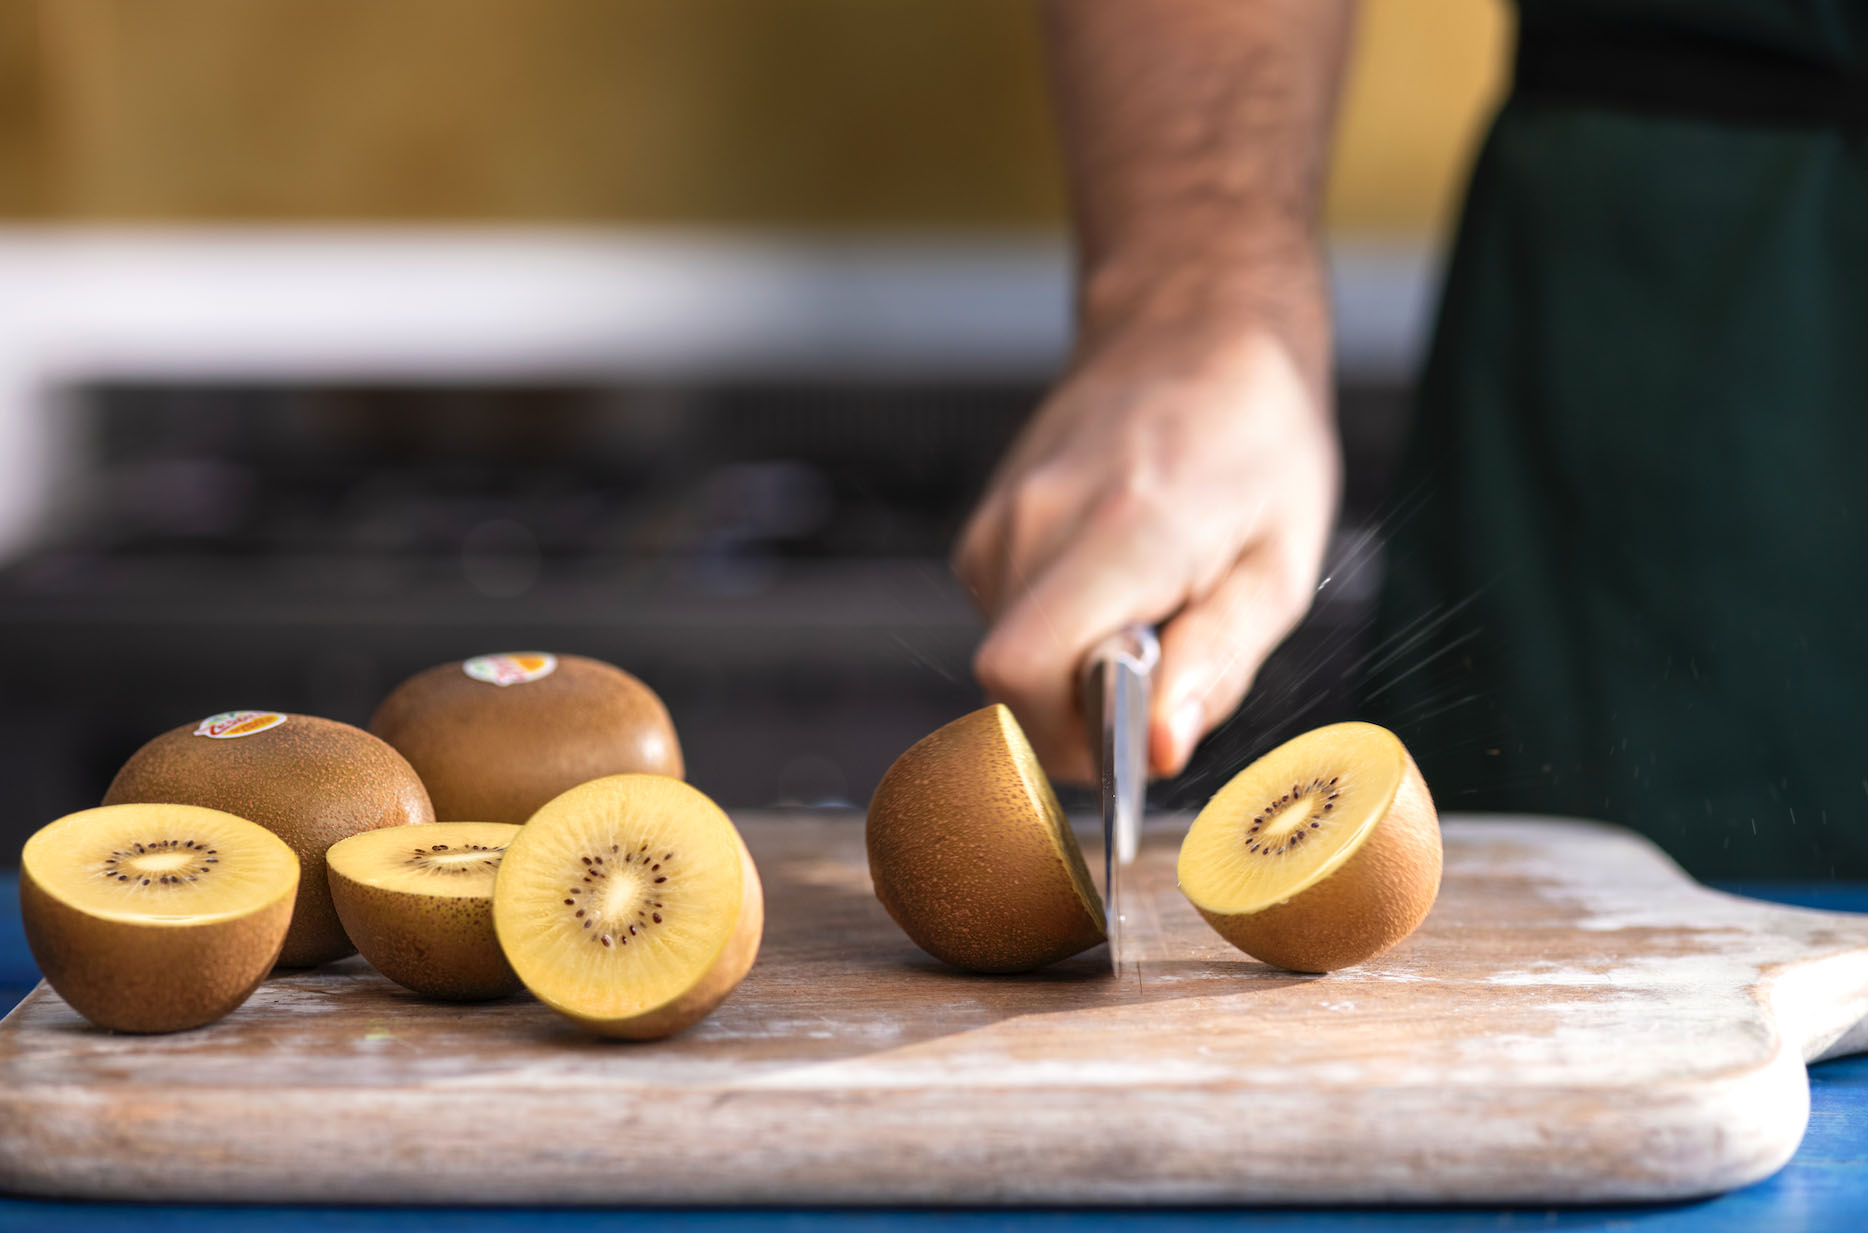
(194, 710), (287, 739)
(464, 652), (558, 687)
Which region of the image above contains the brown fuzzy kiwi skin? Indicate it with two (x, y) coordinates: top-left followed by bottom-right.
(866, 705), (1105, 974)
(19, 866), (296, 1033)
(565, 834), (765, 1041)
(102, 715), (434, 968)
(369, 654), (683, 826)
(327, 872), (521, 1002)
(1197, 750), (1441, 973)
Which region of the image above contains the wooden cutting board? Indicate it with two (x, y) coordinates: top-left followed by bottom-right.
(4, 813), (1868, 1206)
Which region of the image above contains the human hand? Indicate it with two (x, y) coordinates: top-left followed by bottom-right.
(953, 299), (1340, 785)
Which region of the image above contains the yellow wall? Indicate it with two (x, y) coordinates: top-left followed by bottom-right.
(2, 0), (1509, 237)
(1330, 0), (1512, 235)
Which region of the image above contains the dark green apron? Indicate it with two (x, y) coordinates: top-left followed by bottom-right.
(1371, 2), (1868, 879)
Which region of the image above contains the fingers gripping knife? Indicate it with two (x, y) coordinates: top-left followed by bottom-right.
(1080, 625), (1160, 974)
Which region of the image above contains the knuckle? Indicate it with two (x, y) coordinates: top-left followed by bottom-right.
(1094, 469), (1168, 528)
(972, 639), (1031, 702)
(950, 533), (986, 590)
(1004, 464), (1073, 535)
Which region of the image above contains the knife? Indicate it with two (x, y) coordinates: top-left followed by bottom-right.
(1080, 624), (1159, 974)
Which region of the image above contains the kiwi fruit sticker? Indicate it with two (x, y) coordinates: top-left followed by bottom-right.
(463, 652), (558, 687)
(194, 711), (287, 739)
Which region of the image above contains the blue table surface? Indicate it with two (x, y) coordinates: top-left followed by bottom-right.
(3, 874), (1867, 1233)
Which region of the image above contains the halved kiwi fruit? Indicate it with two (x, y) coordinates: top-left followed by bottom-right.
(327, 822), (523, 1001)
(1178, 721), (1441, 972)
(20, 804), (299, 1032)
(103, 712), (435, 967)
(369, 652), (683, 826)
(493, 774), (761, 1039)
(866, 704), (1105, 973)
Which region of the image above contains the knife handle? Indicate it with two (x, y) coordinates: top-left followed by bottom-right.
(1078, 624), (1161, 726)
(1081, 624), (1161, 683)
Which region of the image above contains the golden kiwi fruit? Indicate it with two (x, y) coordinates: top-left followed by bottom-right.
(369, 652), (683, 826)
(327, 822), (523, 1001)
(866, 704), (1105, 973)
(1178, 721), (1441, 973)
(103, 711), (434, 967)
(20, 803), (299, 1032)
(493, 774), (761, 1039)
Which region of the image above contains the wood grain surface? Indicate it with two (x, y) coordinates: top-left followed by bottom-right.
(3, 813), (1867, 1206)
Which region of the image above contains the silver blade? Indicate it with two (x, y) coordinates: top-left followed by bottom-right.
(1082, 625), (1159, 974)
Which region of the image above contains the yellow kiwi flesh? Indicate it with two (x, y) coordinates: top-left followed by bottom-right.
(866, 704), (1105, 973)
(493, 775), (761, 1039)
(103, 712), (434, 967)
(1178, 721), (1441, 973)
(20, 804), (299, 1032)
(327, 822), (523, 1001)
(370, 652), (683, 825)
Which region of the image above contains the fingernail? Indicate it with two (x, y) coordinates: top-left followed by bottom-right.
(1169, 698), (1204, 768)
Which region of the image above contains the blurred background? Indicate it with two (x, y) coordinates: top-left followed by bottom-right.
(0, 0), (1509, 859)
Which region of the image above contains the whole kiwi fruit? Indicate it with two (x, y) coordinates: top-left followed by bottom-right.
(104, 710), (434, 967)
(369, 652), (682, 825)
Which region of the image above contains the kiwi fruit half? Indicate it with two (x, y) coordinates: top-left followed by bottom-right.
(20, 804), (298, 1032)
(327, 822), (523, 1001)
(370, 652), (684, 826)
(1178, 721), (1441, 973)
(493, 774), (761, 1039)
(866, 704), (1105, 973)
(104, 711), (434, 967)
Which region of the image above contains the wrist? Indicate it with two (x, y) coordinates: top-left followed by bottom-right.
(1074, 236), (1333, 387)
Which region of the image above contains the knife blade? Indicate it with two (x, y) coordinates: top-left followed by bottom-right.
(1081, 624), (1159, 974)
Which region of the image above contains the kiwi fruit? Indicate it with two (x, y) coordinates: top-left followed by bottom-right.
(103, 711), (434, 967)
(1178, 721), (1441, 973)
(19, 803), (299, 1032)
(327, 822), (523, 1001)
(866, 704), (1105, 973)
(369, 652), (683, 826)
(493, 774), (761, 1039)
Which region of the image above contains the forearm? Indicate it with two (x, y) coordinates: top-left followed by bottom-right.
(1041, 0), (1354, 375)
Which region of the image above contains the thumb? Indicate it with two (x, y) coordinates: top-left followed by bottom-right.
(1149, 551), (1307, 777)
